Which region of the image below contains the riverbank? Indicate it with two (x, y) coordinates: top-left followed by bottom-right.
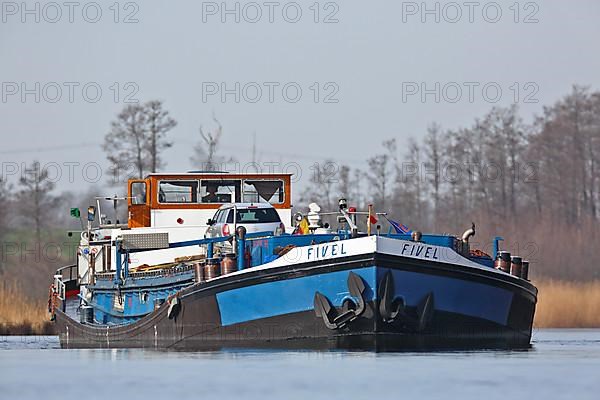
(533, 280), (600, 328)
(1, 280), (599, 334)
(0, 282), (53, 335)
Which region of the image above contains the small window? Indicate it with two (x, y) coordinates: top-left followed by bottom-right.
(200, 180), (241, 203)
(131, 182), (147, 205)
(243, 180), (284, 204)
(158, 180), (198, 203)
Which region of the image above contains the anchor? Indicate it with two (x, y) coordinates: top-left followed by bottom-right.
(378, 271), (434, 332)
(313, 272), (367, 330)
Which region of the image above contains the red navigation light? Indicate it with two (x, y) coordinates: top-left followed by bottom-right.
(348, 207), (357, 213)
(177, 218), (184, 224)
(222, 223), (230, 236)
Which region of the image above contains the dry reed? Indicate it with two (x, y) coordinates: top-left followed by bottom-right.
(1, 279), (600, 334)
(0, 280), (51, 334)
(534, 280), (600, 328)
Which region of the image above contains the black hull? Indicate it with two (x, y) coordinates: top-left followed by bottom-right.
(54, 254), (537, 351)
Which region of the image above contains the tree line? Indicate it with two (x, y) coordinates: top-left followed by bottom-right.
(301, 86), (600, 280)
(1, 86), (599, 283)
(304, 86), (600, 227)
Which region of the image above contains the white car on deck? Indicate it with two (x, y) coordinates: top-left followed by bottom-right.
(205, 203), (285, 238)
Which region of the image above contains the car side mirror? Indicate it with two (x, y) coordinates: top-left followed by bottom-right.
(207, 219), (214, 226)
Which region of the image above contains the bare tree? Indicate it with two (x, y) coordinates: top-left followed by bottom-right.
(103, 104), (147, 179)
(191, 114), (225, 170)
(0, 177), (10, 260)
(394, 138), (426, 228)
(0, 177), (8, 223)
(336, 165), (352, 201)
(365, 139), (396, 212)
(299, 160), (339, 211)
(17, 161), (56, 243)
(103, 100), (177, 181)
(145, 100), (177, 173)
(423, 123), (444, 226)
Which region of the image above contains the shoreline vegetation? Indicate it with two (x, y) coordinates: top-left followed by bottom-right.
(0, 282), (54, 335)
(1, 280), (599, 335)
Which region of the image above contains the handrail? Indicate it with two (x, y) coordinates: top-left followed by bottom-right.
(55, 264), (78, 284)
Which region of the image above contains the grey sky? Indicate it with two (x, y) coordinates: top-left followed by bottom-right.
(1, 0), (600, 199)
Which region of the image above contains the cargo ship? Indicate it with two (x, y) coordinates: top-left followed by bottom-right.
(48, 171), (537, 350)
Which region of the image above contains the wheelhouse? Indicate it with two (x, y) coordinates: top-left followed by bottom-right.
(127, 173), (293, 228)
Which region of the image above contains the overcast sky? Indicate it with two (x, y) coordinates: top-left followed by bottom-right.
(1, 0), (600, 199)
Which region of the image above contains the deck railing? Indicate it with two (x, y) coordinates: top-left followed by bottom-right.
(55, 264), (78, 284)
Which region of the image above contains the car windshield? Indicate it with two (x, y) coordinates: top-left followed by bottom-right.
(226, 208), (281, 223)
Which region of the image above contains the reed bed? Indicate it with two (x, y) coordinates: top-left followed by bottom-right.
(0, 281), (52, 335)
(1, 279), (599, 334)
(534, 280), (600, 328)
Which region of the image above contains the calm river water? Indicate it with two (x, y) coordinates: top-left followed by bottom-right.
(1, 329), (599, 400)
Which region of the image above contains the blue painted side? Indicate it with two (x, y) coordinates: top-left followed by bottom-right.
(93, 284), (186, 325)
(216, 265), (514, 327)
(469, 255), (494, 268)
(90, 271), (194, 324)
(217, 267), (377, 326)
(381, 268), (513, 325)
(246, 234), (349, 267)
(386, 234), (456, 248)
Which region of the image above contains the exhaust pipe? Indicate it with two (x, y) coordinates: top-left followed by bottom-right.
(461, 222), (476, 243)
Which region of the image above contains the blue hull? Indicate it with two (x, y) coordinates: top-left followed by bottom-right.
(54, 253), (537, 350)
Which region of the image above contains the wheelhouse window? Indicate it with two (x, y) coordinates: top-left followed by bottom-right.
(242, 180), (284, 204)
(158, 180), (199, 203)
(200, 180), (241, 203)
(131, 182), (147, 205)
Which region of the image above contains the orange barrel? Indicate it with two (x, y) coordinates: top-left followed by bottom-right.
(510, 256), (523, 277)
(495, 251), (511, 273)
(204, 257), (221, 280)
(194, 261), (206, 283)
(221, 253), (237, 275)
(522, 260), (530, 281)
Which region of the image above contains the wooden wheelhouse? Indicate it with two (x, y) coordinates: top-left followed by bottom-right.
(127, 173), (293, 229)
